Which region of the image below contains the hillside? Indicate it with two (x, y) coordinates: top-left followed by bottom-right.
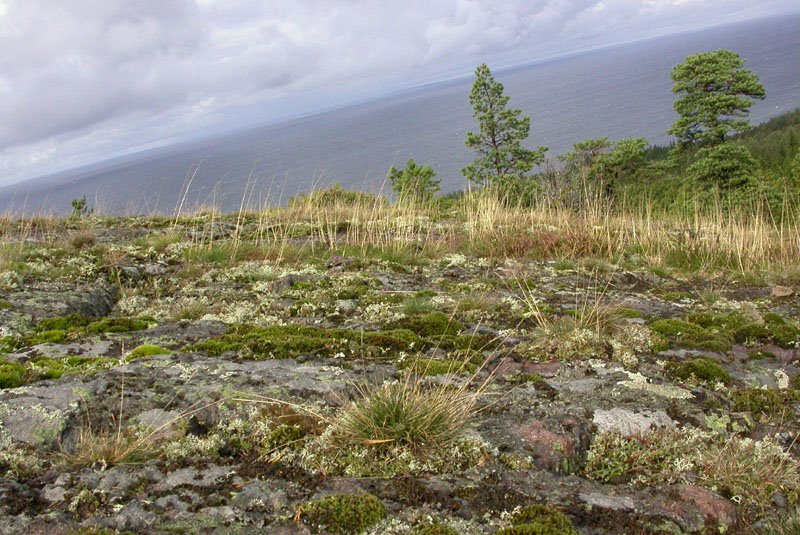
(1, 195), (799, 533)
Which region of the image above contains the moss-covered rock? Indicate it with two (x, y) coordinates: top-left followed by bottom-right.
(295, 493), (386, 534)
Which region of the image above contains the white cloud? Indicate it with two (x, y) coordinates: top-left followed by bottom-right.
(0, 0), (796, 184)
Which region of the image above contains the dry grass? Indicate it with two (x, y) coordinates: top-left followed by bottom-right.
(332, 376), (484, 451)
(3, 187), (799, 280)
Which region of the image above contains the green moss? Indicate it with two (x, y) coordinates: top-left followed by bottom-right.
(0, 336), (20, 355)
(650, 318), (732, 352)
(412, 522), (460, 535)
(86, 316), (154, 333)
(267, 424), (307, 450)
(295, 493), (386, 534)
(396, 312), (463, 337)
(506, 372), (546, 385)
(0, 299), (11, 309)
(36, 313), (93, 332)
(495, 505), (579, 535)
(192, 324), (423, 360)
(360, 329), (421, 351)
(398, 357), (476, 376)
(617, 307), (644, 319)
(0, 359), (26, 388)
(665, 357), (731, 385)
(26, 329), (69, 345)
(731, 388), (795, 417)
(688, 311), (799, 349)
(127, 344), (171, 360)
(30, 356), (118, 380)
(748, 349), (775, 360)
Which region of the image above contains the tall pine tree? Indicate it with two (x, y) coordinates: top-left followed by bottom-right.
(462, 64), (547, 190)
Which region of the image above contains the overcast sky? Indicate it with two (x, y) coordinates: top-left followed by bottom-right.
(0, 0), (798, 186)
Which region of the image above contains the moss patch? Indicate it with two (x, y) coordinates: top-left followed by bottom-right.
(191, 324), (422, 360)
(665, 357), (731, 385)
(398, 356), (476, 376)
(295, 493), (386, 534)
(395, 312), (463, 337)
(86, 316), (154, 334)
(0, 359), (26, 388)
(650, 318), (732, 352)
(127, 344), (170, 360)
(496, 504), (579, 535)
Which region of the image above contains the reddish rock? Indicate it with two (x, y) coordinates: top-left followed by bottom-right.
(514, 420), (584, 473)
(656, 484), (738, 532)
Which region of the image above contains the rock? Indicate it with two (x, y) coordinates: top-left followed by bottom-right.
(772, 490), (788, 508)
(143, 263), (167, 276)
(772, 286), (794, 298)
(106, 502), (159, 532)
(120, 266), (142, 282)
(326, 255), (353, 270)
(41, 484), (67, 504)
(512, 417), (592, 473)
(579, 492), (637, 512)
(152, 465), (235, 493)
(593, 408), (676, 436)
(133, 408), (183, 440)
(664, 484), (738, 531)
(0, 383), (94, 447)
(231, 480), (288, 513)
(4, 281), (118, 321)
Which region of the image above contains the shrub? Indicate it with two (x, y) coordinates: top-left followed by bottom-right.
(295, 493), (386, 534)
(288, 183), (384, 209)
(388, 159), (440, 202)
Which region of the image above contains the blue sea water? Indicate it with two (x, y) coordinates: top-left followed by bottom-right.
(1, 13), (798, 215)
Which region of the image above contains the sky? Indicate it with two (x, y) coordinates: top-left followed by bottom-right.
(0, 0), (798, 186)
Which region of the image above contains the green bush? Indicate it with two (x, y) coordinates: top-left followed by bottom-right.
(388, 159), (440, 202)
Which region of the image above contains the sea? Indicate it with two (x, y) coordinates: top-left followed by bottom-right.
(1, 12), (798, 215)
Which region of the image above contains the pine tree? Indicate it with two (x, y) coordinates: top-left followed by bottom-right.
(462, 64), (547, 190)
(668, 49), (765, 148)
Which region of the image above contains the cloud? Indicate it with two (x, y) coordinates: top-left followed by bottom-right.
(0, 0), (796, 184)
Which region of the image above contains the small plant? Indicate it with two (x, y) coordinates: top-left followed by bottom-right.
(388, 159), (440, 202)
(295, 493), (386, 534)
(730, 387), (795, 417)
(586, 428), (800, 516)
(70, 195), (93, 219)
